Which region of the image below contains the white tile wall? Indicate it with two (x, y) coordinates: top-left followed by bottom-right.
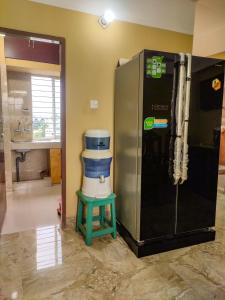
(7, 71), (49, 182)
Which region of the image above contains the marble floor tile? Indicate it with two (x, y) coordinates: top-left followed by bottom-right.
(1, 179), (61, 234)
(0, 192), (225, 299)
(114, 263), (200, 300)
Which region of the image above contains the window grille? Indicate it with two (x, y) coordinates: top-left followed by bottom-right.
(31, 76), (60, 140)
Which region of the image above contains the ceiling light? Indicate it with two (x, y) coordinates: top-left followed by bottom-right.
(98, 10), (115, 29)
(30, 37), (59, 44)
(0, 33), (6, 37)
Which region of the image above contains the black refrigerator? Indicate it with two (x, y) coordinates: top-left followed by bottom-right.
(114, 49), (224, 257)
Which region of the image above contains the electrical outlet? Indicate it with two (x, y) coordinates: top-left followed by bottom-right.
(90, 99), (99, 109)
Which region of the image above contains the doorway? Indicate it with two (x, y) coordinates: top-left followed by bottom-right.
(0, 27), (66, 234)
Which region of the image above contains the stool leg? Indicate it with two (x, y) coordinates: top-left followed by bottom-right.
(76, 197), (83, 232)
(100, 205), (106, 226)
(86, 203), (93, 246)
(110, 200), (117, 239)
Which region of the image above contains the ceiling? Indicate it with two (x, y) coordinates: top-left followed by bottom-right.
(31, 0), (196, 34)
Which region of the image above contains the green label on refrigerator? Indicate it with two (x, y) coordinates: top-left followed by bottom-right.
(146, 56), (166, 79)
(144, 117), (155, 130)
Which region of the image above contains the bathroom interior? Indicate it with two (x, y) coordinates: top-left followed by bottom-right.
(1, 33), (62, 234)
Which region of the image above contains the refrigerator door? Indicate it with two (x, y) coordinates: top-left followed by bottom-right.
(140, 50), (179, 240)
(177, 56), (224, 234)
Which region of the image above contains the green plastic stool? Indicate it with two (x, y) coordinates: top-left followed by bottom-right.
(76, 191), (117, 246)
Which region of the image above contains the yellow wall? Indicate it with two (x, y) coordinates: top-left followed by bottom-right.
(6, 58), (61, 76)
(0, 36), (4, 63)
(0, 0), (193, 217)
(210, 52), (225, 60)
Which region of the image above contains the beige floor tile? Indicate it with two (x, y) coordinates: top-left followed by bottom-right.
(0, 192), (225, 299)
(1, 178), (61, 234)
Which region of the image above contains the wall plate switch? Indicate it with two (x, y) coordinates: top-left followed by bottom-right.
(90, 99), (99, 109)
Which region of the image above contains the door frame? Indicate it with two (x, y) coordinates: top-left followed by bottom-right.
(0, 27), (66, 227)
(0, 64), (7, 232)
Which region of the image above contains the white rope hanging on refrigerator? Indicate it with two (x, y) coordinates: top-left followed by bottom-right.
(173, 53), (186, 184)
(181, 54), (192, 184)
(173, 53), (192, 185)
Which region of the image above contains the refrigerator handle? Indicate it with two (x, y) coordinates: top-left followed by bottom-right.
(173, 53), (186, 185)
(168, 58), (179, 182)
(180, 53), (192, 184)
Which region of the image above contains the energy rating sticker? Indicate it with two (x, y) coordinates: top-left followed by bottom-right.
(144, 117), (168, 130)
(154, 118), (168, 128)
(144, 117), (155, 130)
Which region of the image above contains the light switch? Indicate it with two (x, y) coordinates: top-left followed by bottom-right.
(90, 99), (99, 109)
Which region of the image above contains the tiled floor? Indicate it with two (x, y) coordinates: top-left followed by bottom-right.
(1, 178), (61, 234)
(218, 170), (225, 193)
(1, 193), (225, 299)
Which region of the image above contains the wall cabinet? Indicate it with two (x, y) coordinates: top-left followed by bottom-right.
(50, 148), (61, 184)
(5, 36), (60, 65)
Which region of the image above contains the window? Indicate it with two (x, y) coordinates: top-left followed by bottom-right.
(31, 76), (60, 140)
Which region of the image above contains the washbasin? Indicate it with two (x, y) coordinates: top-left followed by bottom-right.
(15, 149), (30, 153)
(11, 140), (61, 150)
